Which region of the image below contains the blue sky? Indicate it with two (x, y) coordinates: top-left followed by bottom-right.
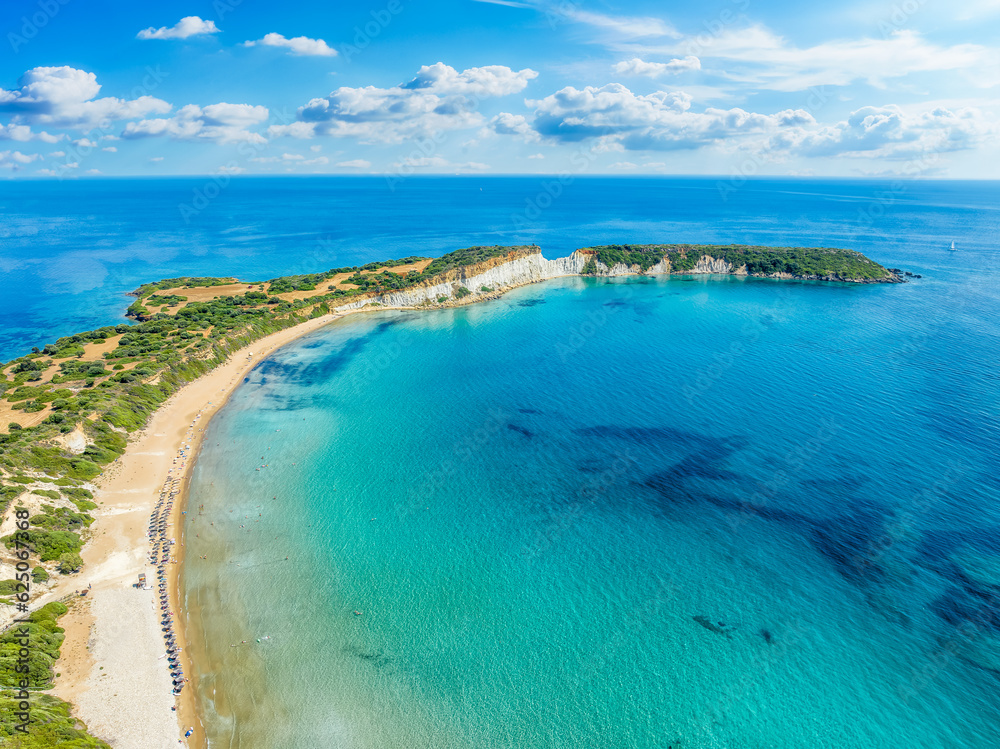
(1, 0), (998, 178)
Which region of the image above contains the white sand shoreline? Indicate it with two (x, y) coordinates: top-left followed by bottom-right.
(41, 259), (597, 746)
(56, 310), (356, 748)
(53, 266), (587, 746)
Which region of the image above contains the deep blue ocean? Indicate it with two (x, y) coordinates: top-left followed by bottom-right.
(3, 178), (999, 747)
(2, 176), (998, 359)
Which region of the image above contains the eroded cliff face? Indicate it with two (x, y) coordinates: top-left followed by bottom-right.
(586, 256), (671, 276)
(330, 249), (592, 312)
(690, 256), (739, 275)
(326, 248), (890, 314)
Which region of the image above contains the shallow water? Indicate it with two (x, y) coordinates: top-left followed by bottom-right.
(183, 253), (1000, 747)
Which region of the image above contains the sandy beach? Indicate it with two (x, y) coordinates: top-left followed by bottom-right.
(50, 310), (352, 748)
(42, 263), (567, 747)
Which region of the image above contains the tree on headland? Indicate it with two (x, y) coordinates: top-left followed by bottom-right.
(58, 553), (83, 574)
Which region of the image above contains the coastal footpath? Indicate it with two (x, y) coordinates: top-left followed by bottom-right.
(0, 243), (900, 747)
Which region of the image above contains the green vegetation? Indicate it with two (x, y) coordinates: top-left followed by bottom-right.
(146, 294), (188, 307)
(131, 276), (238, 297)
(0, 691), (111, 748)
(3, 530), (83, 563)
(581, 244), (893, 281)
(0, 484), (24, 516)
(0, 601), (68, 689)
(29, 505), (94, 532)
(0, 601), (111, 748)
(343, 270), (415, 292)
(455, 286), (472, 299)
(421, 246), (519, 276)
(57, 553), (83, 574)
(357, 256), (425, 272)
(0, 498), (94, 571)
(31, 567), (48, 584)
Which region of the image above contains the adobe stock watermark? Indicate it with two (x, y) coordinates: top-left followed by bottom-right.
(553, 282), (637, 362)
(522, 449), (635, 560)
(394, 405), (513, 519)
(509, 138), (610, 229)
(8, 0), (71, 53)
(682, 0), (752, 57)
(853, 143), (945, 239)
(544, 0), (579, 29)
(716, 85), (832, 202)
(213, 0), (245, 21)
(682, 284), (794, 404)
(339, 0), (404, 62)
(384, 129), (447, 191)
(878, 0), (928, 38)
(178, 108), (297, 222)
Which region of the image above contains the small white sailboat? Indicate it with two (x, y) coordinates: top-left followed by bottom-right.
(950, 240), (957, 250)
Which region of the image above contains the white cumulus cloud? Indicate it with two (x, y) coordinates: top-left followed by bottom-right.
(0, 122), (63, 142)
(0, 150), (40, 169)
(0, 66), (170, 130)
(123, 103), (269, 144)
(137, 17), (220, 40)
(270, 63), (538, 143)
(520, 83), (816, 151)
(244, 33), (337, 57)
(337, 159), (371, 168)
(484, 112), (540, 142)
(765, 105), (995, 159)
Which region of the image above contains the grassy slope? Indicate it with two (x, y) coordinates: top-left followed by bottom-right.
(0, 602), (111, 748)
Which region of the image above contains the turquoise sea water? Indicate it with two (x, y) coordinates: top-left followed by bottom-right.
(4, 177), (999, 747)
(182, 261), (1000, 743)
